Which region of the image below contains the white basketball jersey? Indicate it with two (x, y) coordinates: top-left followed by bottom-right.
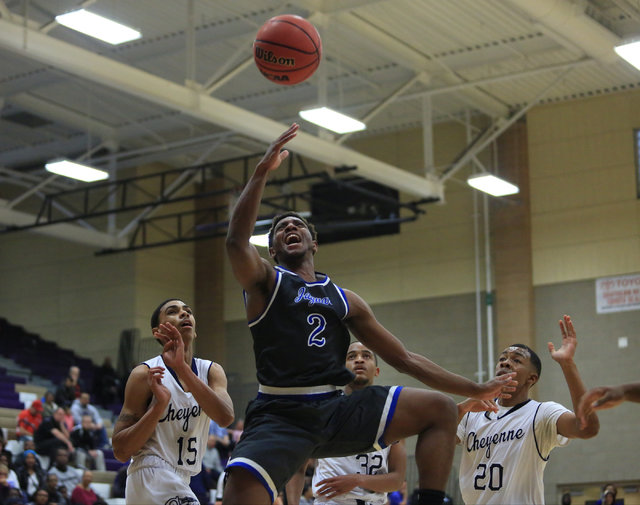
(313, 446), (391, 505)
(457, 399), (570, 505)
(132, 355), (212, 476)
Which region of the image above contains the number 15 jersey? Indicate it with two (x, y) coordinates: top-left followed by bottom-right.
(457, 399), (569, 505)
(131, 355), (212, 476)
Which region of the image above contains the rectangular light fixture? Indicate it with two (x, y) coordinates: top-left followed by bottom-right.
(299, 107), (366, 134)
(249, 234), (270, 248)
(55, 9), (142, 45)
(467, 173), (519, 197)
(45, 159), (109, 182)
(614, 40), (640, 71)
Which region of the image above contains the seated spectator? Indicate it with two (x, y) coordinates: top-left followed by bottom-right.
(208, 419), (232, 463)
(62, 407), (75, 434)
(55, 377), (76, 409)
(69, 394), (108, 450)
(67, 367), (83, 401)
(30, 488), (49, 505)
(17, 400), (44, 442)
(69, 470), (105, 505)
(70, 416), (105, 471)
(228, 418), (244, 444)
(5, 485), (27, 505)
(110, 465), (127, 499)
(202, 437), (223, 488)
(1, 463), (14, 504)
(13, 440), (44, 471)
(43, 473), (69, 505)
(42, 392), (59, 420)
(33, 408), (74, 460)
(92, 358), (120, 409)
(0, 453), (20, 489)
(47, 448), (80, 492)
(0, 432), (14, 468)
(17, 450), (46, 501)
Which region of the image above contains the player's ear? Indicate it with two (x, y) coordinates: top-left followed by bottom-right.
(374, 367), (380, 377)
(311, 240), (318, 255)
(527, 372), (539, 388)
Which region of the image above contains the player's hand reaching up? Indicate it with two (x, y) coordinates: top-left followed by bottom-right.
(256, 123), (299, 175)
(548, 314), (577, 364)
(146, 366), (170, 408)
(154, 322), (186, 371)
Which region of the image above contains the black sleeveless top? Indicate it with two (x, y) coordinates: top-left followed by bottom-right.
(246, 265), (355, 387)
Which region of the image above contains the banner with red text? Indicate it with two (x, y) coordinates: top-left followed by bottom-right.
(596, 273), (640, 314)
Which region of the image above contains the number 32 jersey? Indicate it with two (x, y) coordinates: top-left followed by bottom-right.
(313, 446), (391, 505)
(132, 355), (212, 476)
(457, 399), (569, 505)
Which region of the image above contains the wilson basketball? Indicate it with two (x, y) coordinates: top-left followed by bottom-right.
(253, 14), (322, 86)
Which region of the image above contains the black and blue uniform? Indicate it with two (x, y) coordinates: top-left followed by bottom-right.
(227, 266), (402, 502)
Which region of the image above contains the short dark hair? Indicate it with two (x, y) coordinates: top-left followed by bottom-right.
(510, 343), (542, 376)
(268, 212), (317, 249)
(150, 298), (185, 329)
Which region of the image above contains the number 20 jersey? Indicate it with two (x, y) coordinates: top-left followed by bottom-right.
(457, 399), (570, 505)
(247, 266), (354, 387)
(131, 355), (212, 476)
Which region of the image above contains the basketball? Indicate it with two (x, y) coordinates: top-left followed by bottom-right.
(253, 14), (322, 86)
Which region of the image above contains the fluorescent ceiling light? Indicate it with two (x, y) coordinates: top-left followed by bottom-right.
(45, 159), (109, 182)
(55, 9), (142, 45)
(250, 233), (270, 248)
(615, 40), (640, 71)
(299, 107), (366, 134)
(467, 173), (519, 197)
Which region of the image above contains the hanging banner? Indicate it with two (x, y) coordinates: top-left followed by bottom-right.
(596, 273), (640, 314)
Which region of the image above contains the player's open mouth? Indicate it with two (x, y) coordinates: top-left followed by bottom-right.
(285, 234), (301, 245)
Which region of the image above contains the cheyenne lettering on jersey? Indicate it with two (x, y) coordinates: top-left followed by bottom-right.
(158, 402), (202, 431)
(294, 287), (332, 306)
(465, 428), (525, 458)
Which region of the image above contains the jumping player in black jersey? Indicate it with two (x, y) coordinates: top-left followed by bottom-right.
(223, 123), (517, 505)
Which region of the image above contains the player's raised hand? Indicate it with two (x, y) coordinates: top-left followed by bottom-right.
(548, 314), (577, 363)
(146, 366), (170, 407)
(577, 386), (624, 428)
(154, 322), (185, 370)
(458, 398), (500, 415)
(256, 123), (299, 174)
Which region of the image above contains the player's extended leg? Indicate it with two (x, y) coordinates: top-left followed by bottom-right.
(223, 467), (271, 505)
(383, 388), (458, 494)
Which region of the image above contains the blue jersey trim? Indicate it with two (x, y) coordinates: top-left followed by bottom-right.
(226, 460), (275, 503)
(275, 265), (331, 286)
(248, 270), (282, 327)
(377, 386), (403, 449)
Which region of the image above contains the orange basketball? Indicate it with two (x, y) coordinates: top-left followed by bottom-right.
(253, 14), (322, 86)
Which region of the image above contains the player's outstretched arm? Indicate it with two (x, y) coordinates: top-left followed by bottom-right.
(549, 315), (599, 439)
(344, 289), (516, 400)
(112, 364), (170, 462)
(226, 123), (299, 291)
(577, 382), (640, 427)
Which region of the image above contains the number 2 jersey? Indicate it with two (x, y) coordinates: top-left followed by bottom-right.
(312, 446), (391, 505)
(129, 355), (212, 477)
(246, 265), (354, 387)
(457, 399), (570, 505)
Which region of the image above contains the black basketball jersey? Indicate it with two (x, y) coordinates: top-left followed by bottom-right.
(247, 265), (355, 387)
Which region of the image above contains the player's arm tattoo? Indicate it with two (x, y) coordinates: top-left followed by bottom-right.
(115, 411), (140, 428)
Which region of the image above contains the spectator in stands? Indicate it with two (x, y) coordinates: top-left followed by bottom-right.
(0, 453), (19, 489)
(69, 394), (108, 450)
(33, 407), (74, 460)
(17, 400), (44, 441)
(229, 418), (244, 444)
(110, 465), (126, 499)
(55, 377), (76, 409)
(1, 463), (14, 503)
(17, 450), (46, 501)
(0, 432), (14, 468)
(202, 435), (224, 488)
(5, 486), (27, 505)
(69, 470), (104, 505)
(92, 358), (119, 409)
(209, 419), (232, 463)
(42, 392), (58, 420)
(29, 488), (49, 505)
(58, 485), (71, 505)
(47, 448), (80, 492)
(70, 416), (105, 471)
(13, 440), (43, 471)
(61, 407), (74, 434)
(67, 367), (83, 401)
(44, 473), (69, 505)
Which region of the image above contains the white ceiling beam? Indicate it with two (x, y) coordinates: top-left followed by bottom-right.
(0, 17), (442, 200)
(504, 0), (621, 64)
(0, 199), (126, 249)
(9, 93), (118, 141)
